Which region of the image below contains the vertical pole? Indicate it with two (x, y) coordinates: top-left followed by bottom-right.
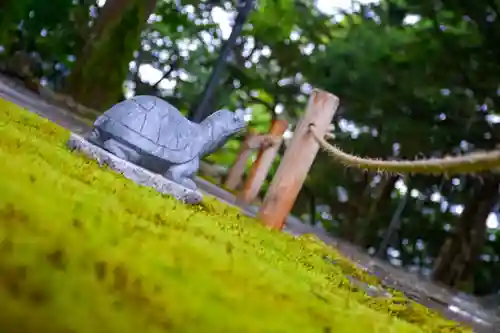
(188, 0), (255, 122)
(224, 129), (257, 191)
(237, 119), (288, 204)
(375, 177), (410, 259)
(258, 90), (339, 230)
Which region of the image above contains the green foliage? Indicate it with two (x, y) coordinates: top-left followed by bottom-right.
(0, 0), (87, 54)
(0, 98), (469, 332)
(252, 0), (296, 40)
(0, 0), (36, 53)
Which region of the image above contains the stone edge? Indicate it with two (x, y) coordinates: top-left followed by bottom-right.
(66, 133), (203, 204)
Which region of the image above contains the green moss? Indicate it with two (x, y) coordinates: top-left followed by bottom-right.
(0, 97), (470, 332)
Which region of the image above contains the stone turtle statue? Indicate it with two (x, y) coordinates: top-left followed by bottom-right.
(88, 95), (249, 190)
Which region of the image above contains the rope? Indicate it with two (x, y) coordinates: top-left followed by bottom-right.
(308, 124), (500, 175)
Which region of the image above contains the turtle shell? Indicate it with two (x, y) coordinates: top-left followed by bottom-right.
(94, 95), (203, 164)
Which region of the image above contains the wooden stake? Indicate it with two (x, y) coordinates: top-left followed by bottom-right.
(224, 129), (257, 190)
(238, 119), (288, 204)
(258, 89), (339, 230)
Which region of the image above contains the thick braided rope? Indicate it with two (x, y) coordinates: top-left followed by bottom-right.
(308, 124), (500, 175)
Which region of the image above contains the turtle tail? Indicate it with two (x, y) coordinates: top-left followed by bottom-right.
(86, 128), (103, 145)
(86, 115), (108, 144)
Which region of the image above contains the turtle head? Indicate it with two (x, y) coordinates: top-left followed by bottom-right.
(199, 108), (251, 156)
(203, 108), (250, 136)
(217, 108), (249, 133)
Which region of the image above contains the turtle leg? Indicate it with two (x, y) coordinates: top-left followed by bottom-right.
(165, 158), (199, 190)
(102, 138), (141, 164)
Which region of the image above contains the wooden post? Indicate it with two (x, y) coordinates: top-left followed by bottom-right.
(258, 89), (339, 230)
(224, 129), (257, 190)
(237, 119), (288, 204)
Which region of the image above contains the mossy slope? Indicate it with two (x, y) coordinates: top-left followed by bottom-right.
(0, 98), (469, 333)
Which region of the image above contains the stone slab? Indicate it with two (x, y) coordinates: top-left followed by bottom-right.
(67, 133), (203, 204)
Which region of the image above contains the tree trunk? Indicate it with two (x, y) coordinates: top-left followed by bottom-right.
(63, 0), (157, 110)
(355, 175), (399, 246)
(431, 176), (499, 292)
(339, 173), (370, 242)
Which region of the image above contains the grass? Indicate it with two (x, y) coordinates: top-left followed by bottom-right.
(0, 97), (470, 333)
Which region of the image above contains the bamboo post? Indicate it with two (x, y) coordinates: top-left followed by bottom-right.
(224, 129), (257, 190)
(258, 89), (339, 230)
(237, 119), (288, 204)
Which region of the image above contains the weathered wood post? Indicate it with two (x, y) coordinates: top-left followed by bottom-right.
(258, 89), (339, 230)
(237, 119), (288, 204)
(224, 129), (257, 191)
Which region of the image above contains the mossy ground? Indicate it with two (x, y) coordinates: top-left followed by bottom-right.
(0, 97), (469, 333)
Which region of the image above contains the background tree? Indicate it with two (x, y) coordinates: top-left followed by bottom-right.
(63, 0), (159, 109)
